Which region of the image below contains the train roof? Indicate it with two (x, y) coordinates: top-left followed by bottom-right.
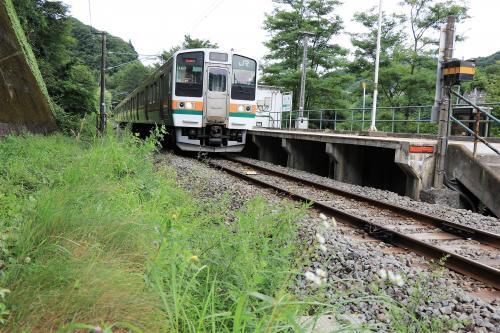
(171, 48), (257, 61)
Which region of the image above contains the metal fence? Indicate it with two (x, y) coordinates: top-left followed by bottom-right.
(258, 103), (500, 137)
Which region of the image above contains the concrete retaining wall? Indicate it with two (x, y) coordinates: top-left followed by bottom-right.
(447, 144), (500, 217)
(0, 0), (56, 135)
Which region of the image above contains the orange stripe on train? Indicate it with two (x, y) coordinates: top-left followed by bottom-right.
(171, 100), (204, 111)
(229, 104), (257, 114)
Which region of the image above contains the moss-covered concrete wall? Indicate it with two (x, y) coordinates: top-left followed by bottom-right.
(0, 0), (57, 135)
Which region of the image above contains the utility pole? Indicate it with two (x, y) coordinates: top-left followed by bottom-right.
(97, 32), (107, 134)
(433, 16), (456, 188)
(369, 0), (383, 132)
(431, 26), (447, 122)
(298, 32), (313, 119)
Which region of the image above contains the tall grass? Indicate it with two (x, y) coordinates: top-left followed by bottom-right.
(0, 121), (307, 332)
(147, 196), (306, 332)
(0, 128), (167, 331)
(0, 120), (460, 332)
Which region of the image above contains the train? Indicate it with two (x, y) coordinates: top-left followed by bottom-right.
(114, 48), (258, 152)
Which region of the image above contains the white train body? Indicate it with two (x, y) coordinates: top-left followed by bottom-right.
(114, 49), (257, 152)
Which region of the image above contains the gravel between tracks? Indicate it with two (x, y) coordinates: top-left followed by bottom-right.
(158, 152), (500, 332)
(232, 156), (500, 235)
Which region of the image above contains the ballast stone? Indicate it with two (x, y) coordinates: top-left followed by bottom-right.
(420, 187), (462, 208)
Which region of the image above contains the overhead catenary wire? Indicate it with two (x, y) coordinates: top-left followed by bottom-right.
(105, 55), (159, 71)
(190, 0), (226, 34)
(108, 51), (161, 57)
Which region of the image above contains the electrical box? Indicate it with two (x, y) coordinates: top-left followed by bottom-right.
(295, 117), (309, 129)
(443, 60), (475, 85)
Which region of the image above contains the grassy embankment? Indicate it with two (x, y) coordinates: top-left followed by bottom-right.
(0, 120), (463, 332)
(0, 121), (306, 332)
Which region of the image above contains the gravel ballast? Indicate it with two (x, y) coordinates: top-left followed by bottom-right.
(232, 156), (500, 235)
(158, 152), (500, 332)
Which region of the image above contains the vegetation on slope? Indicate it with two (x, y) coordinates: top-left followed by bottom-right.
(1, 0), (56, 131)
(11, 0), (147, 122)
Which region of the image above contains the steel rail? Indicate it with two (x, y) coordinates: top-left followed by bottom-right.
(207, 158), (500, 289)
(223, 155), (500, 249)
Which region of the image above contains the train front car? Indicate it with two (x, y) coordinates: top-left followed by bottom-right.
(173, 49), (257, 152)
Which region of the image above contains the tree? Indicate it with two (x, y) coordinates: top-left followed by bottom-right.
(13, 0), (99, 117)
(13, 0), (73, 69)
(475, 51), (500, 67)
(400, 0), (468, 74)
(463, 52), (500, 136)
(107, 62), (153, 104)
(350, 10), (406, 73)
(261, 0), (346, 110)
(69, 17), (139, 73)
(52, 64), (98, 116)
(347, 1), (469, 129)
(13, 0), (147, 119)
(159, 34), (219, 63)
(349, 9), (409, 107)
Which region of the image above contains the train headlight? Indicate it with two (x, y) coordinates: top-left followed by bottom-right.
(179, 102), (185, 108)
(238, 105), (245, 112)
(245, 106), (251, 112)
(185, 102), (193, 110)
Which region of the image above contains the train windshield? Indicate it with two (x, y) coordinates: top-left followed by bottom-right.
(176, 51), (204, 97)
(231, 55), (256, 101)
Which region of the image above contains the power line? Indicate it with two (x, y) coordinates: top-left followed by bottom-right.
(191, 0), (226, 34)
(105, 55), (159, 71)
(108, 51), (161, 57)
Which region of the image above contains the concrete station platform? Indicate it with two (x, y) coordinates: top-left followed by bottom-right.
(244, 128), (500, 216)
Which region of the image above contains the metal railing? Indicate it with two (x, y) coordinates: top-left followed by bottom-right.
(449, 91), (500, 156)
(257, 103), (500, 138)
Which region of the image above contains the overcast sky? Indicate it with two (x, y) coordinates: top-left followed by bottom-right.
(63, 0), (499, 64)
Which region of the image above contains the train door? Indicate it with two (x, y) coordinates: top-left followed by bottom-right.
(205, 66), (229, 123)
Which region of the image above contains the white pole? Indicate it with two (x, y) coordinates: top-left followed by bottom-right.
(298, 34), (311, 119)
(369, 0), (383, 132)
(362, 82), (366, 130)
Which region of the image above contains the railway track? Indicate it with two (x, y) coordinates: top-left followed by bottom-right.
(206, 155), (500, 290)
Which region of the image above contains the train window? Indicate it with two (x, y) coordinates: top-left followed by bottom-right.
(231, 55), (256, 101)
(176, 51), (204, 97)
(209, 52), (228, 62)
(208, 68), (227, 92)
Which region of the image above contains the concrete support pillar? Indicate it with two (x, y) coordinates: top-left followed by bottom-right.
(394, 146), (435, 200)
(281, 139), (310, 170)
(252, 135), (284, 165)
(325, 143), (363, 185)
(281, 139), (330, 175)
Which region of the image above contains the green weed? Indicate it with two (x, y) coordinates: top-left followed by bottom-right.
(0, 125), (311, 332)
(0, 122), (461, 332)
